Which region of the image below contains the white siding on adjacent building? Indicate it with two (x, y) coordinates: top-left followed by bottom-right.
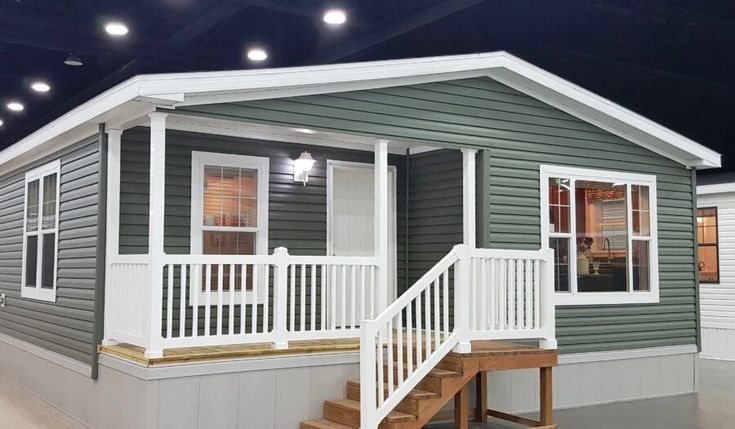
(697, 189), (735, 360)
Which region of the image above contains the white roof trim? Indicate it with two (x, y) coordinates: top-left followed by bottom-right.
(698, 183), (735, 195)
(0, 51), (720, 171)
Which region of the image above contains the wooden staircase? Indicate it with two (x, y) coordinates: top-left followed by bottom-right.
(300, 341), (558, 429)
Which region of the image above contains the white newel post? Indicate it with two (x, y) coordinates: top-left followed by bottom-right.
(462, 148), (477, 248)
(145, 112), (167, 358)
(375, 140), (389, 313)
(539, 248), (557, 349)
(453, 244), (472, 353)
(102, 128), (122, 346)
(272, 247), (289, 349)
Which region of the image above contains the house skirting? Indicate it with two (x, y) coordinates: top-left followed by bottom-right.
(701, 327), (735, 361)
(0, 334), (698, 429)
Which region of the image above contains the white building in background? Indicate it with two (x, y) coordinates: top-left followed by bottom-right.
(698, 173), (735, 360)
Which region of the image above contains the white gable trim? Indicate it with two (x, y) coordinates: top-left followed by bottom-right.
(0, 52), (720, 174)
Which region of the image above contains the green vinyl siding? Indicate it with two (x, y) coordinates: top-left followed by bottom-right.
(0, 136), (102, 366)
(176, 76), (697, 353)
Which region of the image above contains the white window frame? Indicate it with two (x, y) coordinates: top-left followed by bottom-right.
(190, 151), (269, 304)
(540, 165), (659, 306)
(21, 160), (61, 302)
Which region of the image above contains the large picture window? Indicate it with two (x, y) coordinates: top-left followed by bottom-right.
(697, 207), (719, 283)
(190, 152), (269, 303)
(21, 160), (60, 302)
(541, 165), (659, 305)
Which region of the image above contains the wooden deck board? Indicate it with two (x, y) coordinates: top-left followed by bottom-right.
(99, 339), (556, 368)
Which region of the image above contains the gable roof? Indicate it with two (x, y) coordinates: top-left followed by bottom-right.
(0, 51), (720, 173)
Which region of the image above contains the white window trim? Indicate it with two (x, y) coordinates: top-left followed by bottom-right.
(20, 160), (61, 302)
(540, 165), (660, 306)
(190, 151), (269, 305)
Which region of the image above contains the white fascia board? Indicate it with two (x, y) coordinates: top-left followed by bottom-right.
(0, 51), (721, 173)
(487, 56), (721, 169)
(698, 183), (735, 195)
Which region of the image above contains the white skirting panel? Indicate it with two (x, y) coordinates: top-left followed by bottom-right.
(701, 327), (735, 361)
(0, 335), (698, 429)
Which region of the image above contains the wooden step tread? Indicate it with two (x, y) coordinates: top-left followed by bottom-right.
(385, 363), (462, 379)
(300, 419), (355, 429)
(325, 399), (416, 423)
(347, 380), (440, 400)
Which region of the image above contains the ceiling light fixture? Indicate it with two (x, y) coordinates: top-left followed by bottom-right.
(293, 128), (315, 134)
(0, 119), (3, 127)
(64, 53), (83, 66)
(30, 81), (51, 93)
(323, 9), (347, 25)
(7, 101), (24, 112)
(247, 47), (268, 61)
(105, 21), (129, 36)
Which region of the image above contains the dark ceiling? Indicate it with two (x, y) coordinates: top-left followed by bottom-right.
(1, 0), (733, 173)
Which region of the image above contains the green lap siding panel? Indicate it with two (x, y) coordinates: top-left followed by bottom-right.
(0, 137), (102, 365)
(176, 77), (698, 353)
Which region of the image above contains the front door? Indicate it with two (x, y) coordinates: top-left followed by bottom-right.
(327, 161), (397, 328)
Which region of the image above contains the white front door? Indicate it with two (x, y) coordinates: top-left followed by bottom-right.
(327, 161), (397, 328)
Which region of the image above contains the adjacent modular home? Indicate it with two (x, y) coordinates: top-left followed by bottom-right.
(0, 52), (720, 429)
(697, 173), (735, 360)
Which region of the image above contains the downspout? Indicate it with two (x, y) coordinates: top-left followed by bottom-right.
(404, 149), (410, 294)
(91, 124), (108, 379)
(691, 168), (701, 352)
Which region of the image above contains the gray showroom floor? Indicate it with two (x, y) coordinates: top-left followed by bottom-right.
(0, 358), (732, 428)
(428, 358), (735, 429)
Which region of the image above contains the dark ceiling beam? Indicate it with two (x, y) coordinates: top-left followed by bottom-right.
(308, 0), (486, 64)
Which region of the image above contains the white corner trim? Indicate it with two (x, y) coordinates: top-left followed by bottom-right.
(98, 350), (360, 381)
(559, 344), (698, 365)
(0, 51), (719, 176)
(697, 183), (735, 196)
(0, 331), (92, 377)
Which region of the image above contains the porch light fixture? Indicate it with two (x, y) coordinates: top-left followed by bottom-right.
(323, 9), (347, 25)
(293, 151), (315, 186)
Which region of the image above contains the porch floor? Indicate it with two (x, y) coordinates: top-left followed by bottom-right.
(98, 338), (361, 366)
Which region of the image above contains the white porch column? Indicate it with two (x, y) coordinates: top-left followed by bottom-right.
(375, 140), (389, 313)
(462, 149), (477, 248)
(102, 128), (122, 346)
(146, 112), (167, 358)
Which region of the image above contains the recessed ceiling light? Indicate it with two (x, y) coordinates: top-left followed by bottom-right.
(105, 21), (129, 36)
(30, 81), (51, 93)
(247, 47), (268, 61)
(293, 128), (315, 134)
(64, 53), (83, 66)
(323, 9), (347, 25)
(0, 119), (3, 127)
(7, 101), (24, 112)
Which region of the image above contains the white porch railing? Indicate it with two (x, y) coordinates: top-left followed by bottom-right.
(105, 256), (150, 346)
(359, 244), (555, 429)
(104, 248), (381, 353)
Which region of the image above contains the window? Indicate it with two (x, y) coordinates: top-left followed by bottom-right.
(541, 165), (659, 305)
(21, 160), (60, 302)
(697, 207), (719, 283)
(190, 152), (269, 303)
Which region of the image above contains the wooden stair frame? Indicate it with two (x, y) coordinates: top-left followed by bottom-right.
(301, 341), (558, 429)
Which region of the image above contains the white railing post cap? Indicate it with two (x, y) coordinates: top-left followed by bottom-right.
(452, 243), (471, 259)
(273, 247), (289, 256)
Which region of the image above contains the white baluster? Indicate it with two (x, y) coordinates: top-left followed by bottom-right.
(192, 264), (199, 338)
(533, 259), (540, 329)
(229, 264), (235, 335)
(300, 264), (307, 332)
(310, 264), (316, 331)
(240, 264), (247, 335)
(205, 264), (211, 336)
(290, 264), (296, 332)
(179, 264), (186, 338)
(166, 265), (173, 338)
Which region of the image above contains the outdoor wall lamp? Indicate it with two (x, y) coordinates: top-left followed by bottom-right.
(293, 151), (315, 186)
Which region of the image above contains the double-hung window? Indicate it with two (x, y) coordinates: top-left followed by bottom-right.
(697, 207), (719, 283)
(21, 160), (60, 302)
(541, 165), (659, 305)
(190, 151), (269, 303)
